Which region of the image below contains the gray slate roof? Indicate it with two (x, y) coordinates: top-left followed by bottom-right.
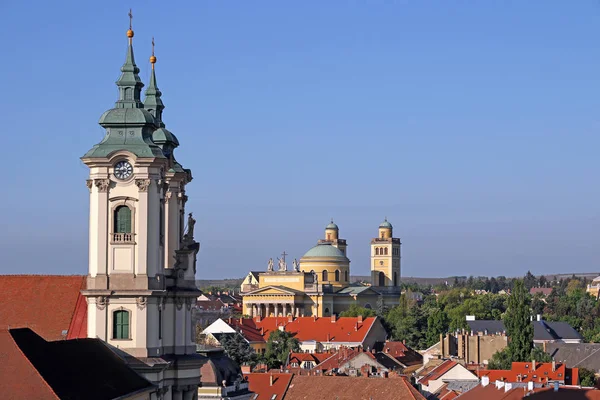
(544, 343), (600, 372)
(466, 320), (582, 341)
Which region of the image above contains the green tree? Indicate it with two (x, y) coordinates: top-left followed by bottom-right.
(524, 271), (537, 291)
(579, 368), (597, 387)
(504, 279), (533, 362)
(425, 308), (449, 348)
(488, 348), (512, 370)
(530, 346), (552, 363)
(339, 304), (376, 319)
(264, 330), (300, 369)
(220, 331), (257, 367)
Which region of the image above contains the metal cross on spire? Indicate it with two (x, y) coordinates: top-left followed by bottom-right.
(280, 250), (288, 263)
(128, 9), (133, 30)
(151, 37), (155, 56)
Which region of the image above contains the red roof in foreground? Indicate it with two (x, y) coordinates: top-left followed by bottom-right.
(285, 375), (426, 400)
(228, 316), (377, 344)
(419, 360), (459, 385)
(243, 373), (293, 400)
(459, 383), (600, 399)
(0, 275), (87, 341)
(478, 362), (578, 385)
(289, 352), (332, 364)
(0, 329), (59, 399)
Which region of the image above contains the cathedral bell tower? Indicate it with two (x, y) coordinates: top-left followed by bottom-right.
(81, 14), (201, 398)
(371, 218), (401, 287)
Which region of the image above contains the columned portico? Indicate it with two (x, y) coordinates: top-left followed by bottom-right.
(244, 301), (305, 318)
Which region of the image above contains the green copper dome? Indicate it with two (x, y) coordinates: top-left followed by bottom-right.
(326, 219), (339, 230)
(302, 243), (347, 259)
(152, 127), (179, 147)
(379, 218), (393, 229)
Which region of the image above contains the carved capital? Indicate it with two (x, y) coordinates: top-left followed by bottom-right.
(86, 179), (93, 192)
(136, 296), (147, 310)
(156, 179), (169, 194)
(135, 179), (151, 192)
(157, 297), (167, 310)
(164, 191), (173, 203)
(186, 297), (193, 311)
(177, 192), (188, 205)
(175, 297), (184, 310)
(94, 179), (110, 193)
(96, 296), (108, 310)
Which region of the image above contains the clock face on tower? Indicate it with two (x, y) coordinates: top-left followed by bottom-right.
(114, 161), (133, 180)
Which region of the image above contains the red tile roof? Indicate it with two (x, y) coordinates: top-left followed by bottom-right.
(312, 347), (377, 373)
(380, 341), (423, 366)
(0, 275), (87, 341)
(228, 316), (378, 344)
(418, 360), (459, 385)
(289, 352), (332, 364)
(0, 329), (59, 399)
(243, 373), (293, 400)
(478, 362), (578, 385)
(459, 383), (600, 399)
(284, 375), (426, 400)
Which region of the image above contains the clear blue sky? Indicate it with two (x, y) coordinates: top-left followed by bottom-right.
(1, 1), (598, 279)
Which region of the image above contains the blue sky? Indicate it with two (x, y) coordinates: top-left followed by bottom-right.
(0, 1), (598, 279)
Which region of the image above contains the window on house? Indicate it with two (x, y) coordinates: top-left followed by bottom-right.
(304, 361), (314, 369)
(114, 206), (132, 233)
(378, 272), (385, 287)
(345, 270), (348, 282)
(322, 270), (328, 282)
(335, 270), (340, 281)
(394, 272), (398, 287)
(113, 310), (130, 339)
(384, 248), (388, 255)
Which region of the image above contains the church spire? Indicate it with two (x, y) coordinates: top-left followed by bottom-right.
(115, 9), (144, 109)
(144, 37), (165, 124)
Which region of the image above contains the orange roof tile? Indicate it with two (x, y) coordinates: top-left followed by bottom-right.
(0, 275), (87, 341)
(228, 316), (378, 344)
(419, 360), (458, 385)
(243, 373), (293, 400)
(478, 362), (577, 385)
(284, 375), (426, 400)
(0, 329), (59, 399)
(459, 383), (600, 399)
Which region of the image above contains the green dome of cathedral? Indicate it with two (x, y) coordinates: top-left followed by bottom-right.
(379, 218), (393, 229)
(302, 243), (346, 259)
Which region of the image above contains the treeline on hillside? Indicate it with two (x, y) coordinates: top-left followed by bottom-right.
(341, 272), (600, 350)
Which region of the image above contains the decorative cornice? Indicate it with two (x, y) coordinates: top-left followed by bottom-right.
(136, 296), (147, 310)
(96, 296), (108, 310)
(135, 179), (151, 192)
(86, 180), (93, 192)
(94, 179), (110, 193)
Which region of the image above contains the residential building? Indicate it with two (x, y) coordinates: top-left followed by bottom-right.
(544, 343), (600, 373)
(288, 352), (332, 370)
(478, 361), (579, 385)
(196, 348), (253, 399)
(204, 315), (387, 353)
(458, 377), (600, 399)
(243, 373), (293, 400)
(284, 375), (426, 400)
(374, 340), (424, 371)
(416, 360), (478, 398)
(240, 220), (402, 318)
(309, 346), (402, 376)
(2, 328), (154, 400)
(587, 276), (600, 299)
(440, 331), (508, 366)
(530, 287), (553, 297)
(466, 316), (583, 344)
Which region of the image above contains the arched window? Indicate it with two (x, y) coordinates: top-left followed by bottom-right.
(394, 272), (398, 286)
(378, 271), (385, 287)
(322, 270), (328, 282)
(327, 233), (331, 240)
(335, 270), (340, 281)
(375, 248), (379, 255)
(324, 307), (330, 316)
(114, 206), (132, 233)
(364, 303), (372, 309)
(124, 87), (133, 100)
(384, 248), (388, 255)
(345, 270), (349, 282)
(113, 310), (130, 339)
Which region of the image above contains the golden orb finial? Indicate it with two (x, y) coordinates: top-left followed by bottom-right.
(150, 37), (157, 66)
(127, 9), (134, 40)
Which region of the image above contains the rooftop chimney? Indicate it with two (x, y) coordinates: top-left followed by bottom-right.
(505, 383), (513, 393)
(270, 374), (273, 386)
(482, 376), (490, 387)
(532, 360), (536, 371)
(331, 314), (337, 323)
(554, 382), (559, 392)
(358, 315), (363, 323)
(527, 381), (534, 391)
(552, 361), (556, 372)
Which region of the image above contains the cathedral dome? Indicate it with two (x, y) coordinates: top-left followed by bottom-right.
(99, 108), (155, 125)
(326, 221), (339, 230)
(302, 243), (347, 259)
(379, 219), (393, 229)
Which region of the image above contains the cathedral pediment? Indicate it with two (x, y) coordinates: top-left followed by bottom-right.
(243, 285), (303, 296)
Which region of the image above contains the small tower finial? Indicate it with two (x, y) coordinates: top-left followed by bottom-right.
(150, 37), (157, 69)
(331, 218), (334, 223)
(127, 9), (134, 42)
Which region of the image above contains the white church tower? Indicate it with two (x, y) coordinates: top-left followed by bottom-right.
(81, 16), (202, 400)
